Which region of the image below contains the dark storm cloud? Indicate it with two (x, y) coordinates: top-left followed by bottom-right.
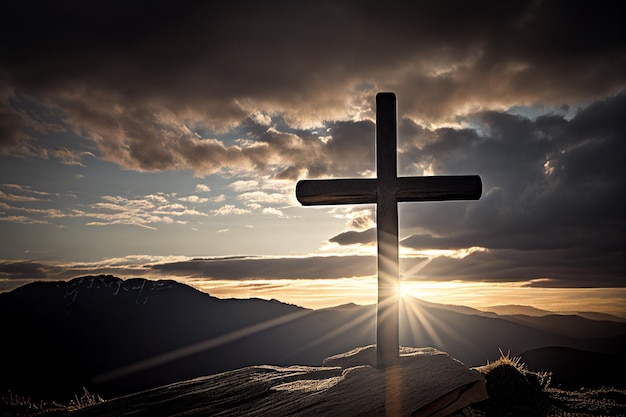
(413, 248), (625, 288)
(0, 260), (154, 283)
(0, 256), (445, 295)
(1, 0), (624, 172)
(0, 261), (50, 279)
(150, 255), (377, 280)
(0, 110), (28, 154)
(307, 120), (375, 177)
(329, 93), (625, 287)
(400, 93), (625, 249)
(149, 256), (441, 282)
(329, 228), (376, 246)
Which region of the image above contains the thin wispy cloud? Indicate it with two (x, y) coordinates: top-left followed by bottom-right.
(87, 194), (208, 229)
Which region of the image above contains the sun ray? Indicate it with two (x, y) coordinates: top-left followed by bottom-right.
(93, 309), (312, 383)
(288, 305), (377, 358)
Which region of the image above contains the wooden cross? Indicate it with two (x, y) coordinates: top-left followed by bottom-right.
(296, 92), (482, 369)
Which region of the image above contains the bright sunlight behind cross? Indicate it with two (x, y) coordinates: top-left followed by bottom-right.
(399, 282), (412, 299)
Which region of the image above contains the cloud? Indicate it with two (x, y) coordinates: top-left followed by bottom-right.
(238, 191), (287, 205)
(0, 215), (53, 226)
(0, 256), (181, 290)
(0, 184), (52, 202)
(399, 93), (625, 253)
(324, 93), (625, 287)
(0, 190), (42, 202)
(178, 195), (209, 204)
(2, 0), (622, 174)
(7, 2), (625, 116)
(0, 81), (39, 157)
(0, 256), (372, 294)
(328, 208), (375, 231)
(150, 256), (377, 280)
(326, 93), (624, 255)
(411, 249), (625, 288)
(229, 177), (298, 212)
(0, 184), (68, 225)
(0, 255), (420, 285)
(51, 147), (94, 167)
(211, 205), (251, 216)
(196, 184), (211, 193)
(0, 260), (51, 279)
(262, 207), (285, 217)
(0, 201), (65, 220)
(85, 193), (207, 229)
(0, 107), (32, 156)
(229, 180), (261, 192)
(329, 228), (377, 246)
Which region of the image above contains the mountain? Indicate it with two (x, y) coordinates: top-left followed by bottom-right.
(570, 311), (626, 323)
(520, 346), (626, 389)
(481, 304), (626, 324)
(408, 298), (499, 318)
(1, 275), (624, 402)
(480, 313), (626, 341)
(480, 304), (553, 317)
(0, 275), (308, 401)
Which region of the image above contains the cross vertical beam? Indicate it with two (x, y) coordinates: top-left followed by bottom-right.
(295, 92), (482, 370)
(375, 92), (400, 368)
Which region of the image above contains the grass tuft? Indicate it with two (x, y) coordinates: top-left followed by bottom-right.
(0, 387), (104, 416)
(473, 349), (552, 416)
(67, 387), (104, 411)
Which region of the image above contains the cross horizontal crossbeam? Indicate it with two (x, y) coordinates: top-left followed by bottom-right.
(296, 176), (482, 206)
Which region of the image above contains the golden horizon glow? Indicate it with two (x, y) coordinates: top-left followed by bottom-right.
(184, 277), (626, 319)
(3, 271), (624, 319)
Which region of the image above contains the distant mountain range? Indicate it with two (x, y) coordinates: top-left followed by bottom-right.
(479, 304), (626, 323)
(1, 275), (624, 402)
(479, 304), (554, 317)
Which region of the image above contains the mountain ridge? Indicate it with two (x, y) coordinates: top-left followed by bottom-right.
(480, 304), (554, 317)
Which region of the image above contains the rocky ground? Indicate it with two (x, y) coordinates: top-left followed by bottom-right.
(3, 386), (624, 417)
(451, 387), (626, 417)
(2, 354), (625, 416)
(545, 387), (626, 417)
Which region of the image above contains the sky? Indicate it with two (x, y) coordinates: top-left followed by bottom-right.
(1, 0), (625, 316)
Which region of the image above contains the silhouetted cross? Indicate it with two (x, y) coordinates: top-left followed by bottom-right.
(296, 92), (482, 369)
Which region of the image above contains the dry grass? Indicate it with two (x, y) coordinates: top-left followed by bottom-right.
(472, 349), (626, 417)
(0, 388), (103, 417)
(545, 387), (626, 417)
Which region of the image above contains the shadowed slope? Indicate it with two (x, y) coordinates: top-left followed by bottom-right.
(520, 346), (626, 389)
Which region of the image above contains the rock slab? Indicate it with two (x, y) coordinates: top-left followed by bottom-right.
(75, 346), (487, 417)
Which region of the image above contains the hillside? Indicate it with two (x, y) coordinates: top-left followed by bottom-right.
(1, 275), (624, 403)
(480, 304), (553, 317)
(520, 346), (626, 389)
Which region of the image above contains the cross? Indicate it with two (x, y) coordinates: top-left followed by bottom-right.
(296, 92), (482, 369)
